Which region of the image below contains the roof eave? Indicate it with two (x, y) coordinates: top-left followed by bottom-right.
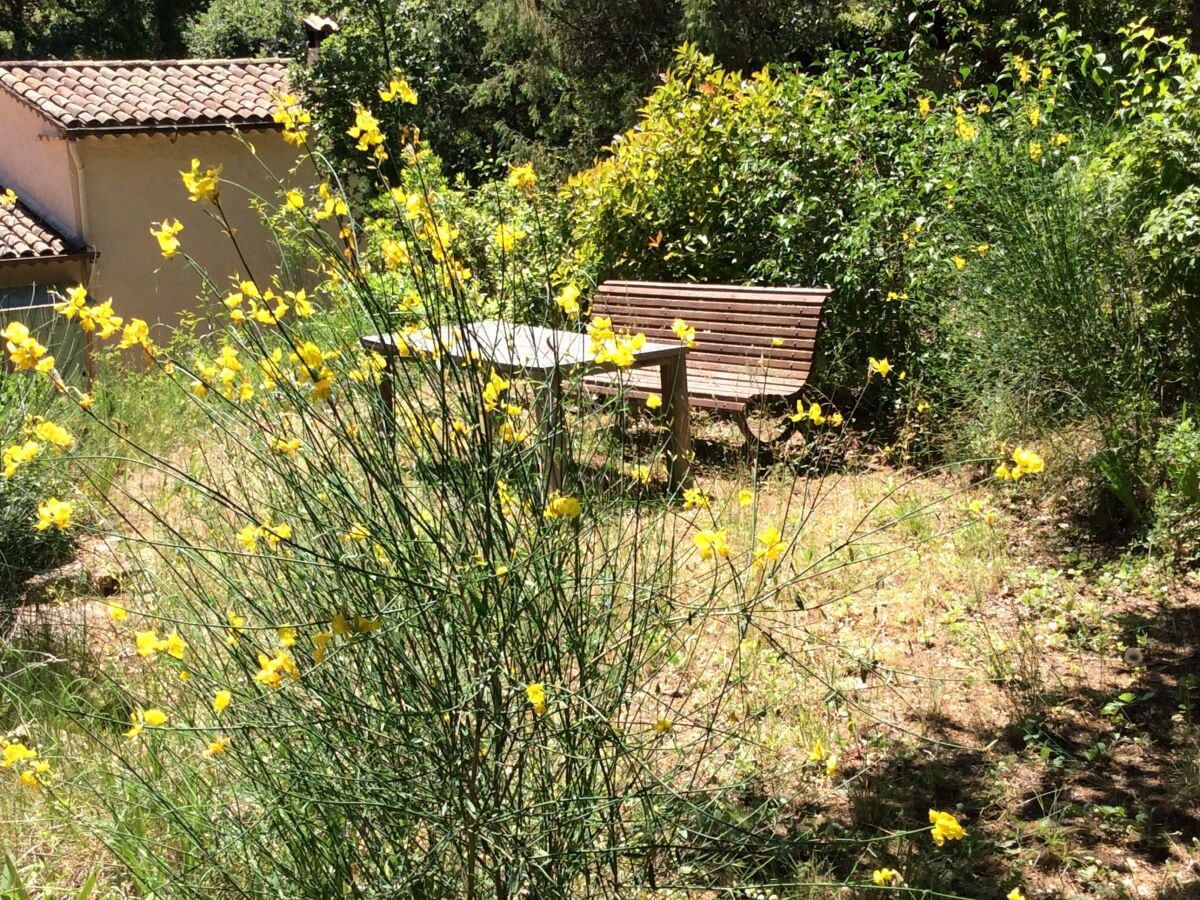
(60, 121), (285, 139)
(0, 249), (97, 265)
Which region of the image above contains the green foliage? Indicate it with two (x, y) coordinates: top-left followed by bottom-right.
(0, 376), (73, 622)
(1148, 415), (1200, 559)
(184, 0), (301, 58)
(0, 0), (205, 58)
(562, 43), (955, 399)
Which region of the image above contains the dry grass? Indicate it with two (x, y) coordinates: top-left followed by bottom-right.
(3, 413), (1200, 898)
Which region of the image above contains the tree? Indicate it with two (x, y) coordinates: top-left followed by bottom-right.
(185, 0), (302, 59)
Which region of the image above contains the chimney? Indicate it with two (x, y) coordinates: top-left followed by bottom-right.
(302, 14), (339, 66)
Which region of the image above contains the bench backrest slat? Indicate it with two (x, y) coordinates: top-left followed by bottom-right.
(592, 280), (831, 381)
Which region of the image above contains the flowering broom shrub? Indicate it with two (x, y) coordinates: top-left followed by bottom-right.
(1, 85), (1049, 898)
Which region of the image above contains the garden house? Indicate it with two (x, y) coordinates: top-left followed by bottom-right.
(0, 57), (302, 364)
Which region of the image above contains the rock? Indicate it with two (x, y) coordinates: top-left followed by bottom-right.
(20, 560), (90, 605)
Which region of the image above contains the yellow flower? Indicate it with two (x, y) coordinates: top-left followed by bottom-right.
(123, 710), (143, 739)
(2, 440), (42, 478)
(135, 629), (161, 657)
(682, 487), (709, 510)
(225, 611), (245, 646)
(343, 522), (370, 542)
(829, 411), (844, 426)
(32, 420), (74, 450)
(868, 357), (892, 379)
(671, 317), (697, 348)
(807, 740), (826, 762)
(150, 219), (183, 258)
(1012, 54), (1032, 84)
(645, 393), (662, 410)
(482, 369), (510, 412)
(254, 648), (298, 690)
(544, 493), (582, 519)
(995, 462), (1014, 481)
(929, 809), (966, 845)
(236, 524), (259, 552)
(285, 189), (305, 210)
(161, 632), (187, 660)
(1028, 106), (1041, 128)
(2, 742), (36, 767)
(954, 107), (978, 142)
(203, 735), (230, 757)
(3, 321), (53, 372)
(753, 526), (785, 565)
(0, 188), (16, 207)
(1050, 132), (1069, 147)
(1010, 446), (1044, 478)
(526, 681), (547, 714)
(313, 631), (333, 664)
(693, 529), (729, 560)
(118, 318), (153, 352)
(872, 868), (901, 886)
(271, 437), (301, 456)
(142, 708), (168, 727)
(737, 488), (754, 507)
(555, 283), (581, 319)
(271, 92), (311, 145)
(347, 103), (387, 160)
(1029, 141), (1043, 162)
(107, 603), (127, 622)
(181, 158), (221, 203)
(653, 717), (672, 733)
(953, 255), (967, 270)
(508, 163), (537, 195)
(493, 222), (526, 252)
(917, 96), (931, 117)
(629, 464), (653, 485)
(1007, 889), (1026, 900)
(378, 70), (418, 104)
(213, 690), (232, 713)
(825, 754), (838, 777)
(35, 497), (72, 531)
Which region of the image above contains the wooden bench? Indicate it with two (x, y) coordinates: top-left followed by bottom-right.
(582, 280), (832, 445)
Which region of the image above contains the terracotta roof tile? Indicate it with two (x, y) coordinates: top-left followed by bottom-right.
(0, 58), (290, 134)
(0, 191), (82, 261)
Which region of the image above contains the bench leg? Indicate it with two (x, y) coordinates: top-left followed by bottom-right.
(660, 352), (693, 489)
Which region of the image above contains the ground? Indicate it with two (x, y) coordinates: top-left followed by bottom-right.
(2, 413), (1199, 899)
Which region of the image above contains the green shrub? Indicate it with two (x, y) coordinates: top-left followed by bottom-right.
(0, 376), (74, 623)
(1149, 416), (1200, 560)
(562, 43), (956, 404)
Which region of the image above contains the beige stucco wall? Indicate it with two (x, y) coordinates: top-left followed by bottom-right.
(75, 128), (307, 337)
(0, 94), (80, 239)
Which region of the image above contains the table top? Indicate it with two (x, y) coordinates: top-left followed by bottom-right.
(362, 319), (683, 377)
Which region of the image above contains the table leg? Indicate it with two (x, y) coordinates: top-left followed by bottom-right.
(536, 369), (565, 497)
(379, 354), (396, 436)
(660, 352), (693, 489)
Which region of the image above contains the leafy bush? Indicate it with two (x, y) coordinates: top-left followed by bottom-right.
(0, 376), (74, 623)
(1148, 416), (1200, 560)
(562, 43), (957, 405)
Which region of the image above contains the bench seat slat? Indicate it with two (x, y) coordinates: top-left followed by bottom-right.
(600, 281), (829, 301)
(586, 279), (831, 419)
